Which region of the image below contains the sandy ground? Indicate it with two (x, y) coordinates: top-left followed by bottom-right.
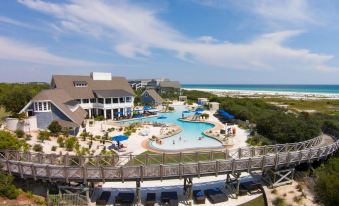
(267, 180), (319, 206)
(184, 88), (339, 100)
(94, 173), (261, 206)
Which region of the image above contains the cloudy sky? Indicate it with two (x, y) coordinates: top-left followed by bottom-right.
(1, 0), (339, 84)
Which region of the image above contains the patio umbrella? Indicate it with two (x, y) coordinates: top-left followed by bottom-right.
(195, 112), (202, 115)
(195, 108), (204, 112)
(157, 116), (167, 119)
(112, 135), (128, 141)
(144, 106), (152, 111)
(182, 110), (191, 114)
(112, 135), (129, 148)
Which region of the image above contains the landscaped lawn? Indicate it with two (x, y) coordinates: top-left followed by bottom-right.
(239, 195), (265, 206)
(126, 150), (228, 166)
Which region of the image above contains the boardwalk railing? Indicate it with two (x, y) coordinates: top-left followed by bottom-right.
(0, 135), (323, 167)
(1, 137), (337, 182)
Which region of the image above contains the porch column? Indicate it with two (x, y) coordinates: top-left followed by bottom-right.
(88, 109), (92, 118)
(111, 109), (114, 120)
(104, 110), (107, 119)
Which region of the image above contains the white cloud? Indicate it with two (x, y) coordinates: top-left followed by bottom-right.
(0, 36), (109, 67)
(18, 0), (337, 72)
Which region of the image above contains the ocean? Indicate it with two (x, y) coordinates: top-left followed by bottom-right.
(182, 84), (339, 94)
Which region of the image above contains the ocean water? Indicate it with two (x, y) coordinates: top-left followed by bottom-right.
(183, 84), (339, 94)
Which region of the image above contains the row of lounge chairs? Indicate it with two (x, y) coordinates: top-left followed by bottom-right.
(96, 181), (262, 205)
(96, 191), (179, 206)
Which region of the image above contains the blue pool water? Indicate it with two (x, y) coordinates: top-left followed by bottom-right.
(119, 105), (223, 151)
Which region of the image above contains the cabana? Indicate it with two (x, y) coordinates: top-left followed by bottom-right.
(112, 135), (128, 148)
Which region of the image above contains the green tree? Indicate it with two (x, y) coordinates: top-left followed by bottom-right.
(48, 121), (62, 135)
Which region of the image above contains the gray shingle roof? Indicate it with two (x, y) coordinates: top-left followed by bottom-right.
(51, 75), (135, 99)
(93, 90), (134, 98)
(142, 89), (164, 104)
(32, 89), (86, 126)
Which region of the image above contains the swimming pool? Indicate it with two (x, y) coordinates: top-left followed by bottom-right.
(119, 105), (223, 151)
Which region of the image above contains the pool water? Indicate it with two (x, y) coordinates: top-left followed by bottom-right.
(119, 105), (223, 151)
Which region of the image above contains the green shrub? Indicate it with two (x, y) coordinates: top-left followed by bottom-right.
(314, 157), (339, 206)
(94, 115), (105, 121)
(33, 144), (43, 152)
(0, 172), (20, 199)
(0, 130), (24, 150)
(57, 136), (64, 148)
(48, 121), (62, 135)
(51, 146), (57, 151)
(272, 197), (285, 206)
(15, 129), (25, 138)
(65, 136), (77, 151)
(38, 131), (50, 142)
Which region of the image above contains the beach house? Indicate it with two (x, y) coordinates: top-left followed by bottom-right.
(140, 89), (164, 106)
(19, 72), (134, 134)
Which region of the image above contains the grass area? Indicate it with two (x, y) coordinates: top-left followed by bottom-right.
(126, 150), (228, 166)
(239, 195), (265, 206)
(265, 98), (339, 114)
(0, 106), (9, 121)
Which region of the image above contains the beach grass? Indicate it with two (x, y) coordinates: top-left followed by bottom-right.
(265, 98), (339, 114)
(239, 195), (265, 206)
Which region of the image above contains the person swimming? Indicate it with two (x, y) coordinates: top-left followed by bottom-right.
(173, 140), (175, 144)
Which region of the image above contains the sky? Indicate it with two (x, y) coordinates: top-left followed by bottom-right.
(1, 0), (339, 84)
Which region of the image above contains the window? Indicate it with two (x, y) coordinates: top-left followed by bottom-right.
(145, 93), (149, 97)
(90, 98), (96, 103)
(82, 99), (89, 104)
(73, 81), (88, 87)
(34, 101), (51, 112)
(98, 98), (104, 104)
(126, 97), (132, 102)
(119, 97), (125, 103)
(105, 98), (112, 104)
(113, 98), (119, 103)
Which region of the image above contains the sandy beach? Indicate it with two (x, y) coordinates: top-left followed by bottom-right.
(184, 88), (339, 100)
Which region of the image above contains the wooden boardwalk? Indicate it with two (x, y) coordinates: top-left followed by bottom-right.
(0, 135), (337, 182)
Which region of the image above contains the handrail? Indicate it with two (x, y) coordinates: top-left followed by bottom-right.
(1, 139), (338, 182)
(0, 135), (324, 167)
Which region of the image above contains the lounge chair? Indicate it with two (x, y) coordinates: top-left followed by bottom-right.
(145, 193), (156, 206)
(161, 191), (178, 206)
(240, 181), (262, 195)
(204, 188), (228, 204)
(193, 190), (206, 204)
(114, 192), (135, 206)
(96, 191), (111, 205)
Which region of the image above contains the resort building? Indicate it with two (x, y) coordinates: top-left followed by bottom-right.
(209, 102), (220, 111)
(158, 81), (181, 95)
(197, 98), (209, 105)
(19, 72), (134, 133)
(178, 95), (187, 102)
(140, 89), (164, 106)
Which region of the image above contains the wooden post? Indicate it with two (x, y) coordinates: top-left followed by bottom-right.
(261, 156), (266, 172)
(160, 164), (163, 181)
(215, 161), (219, 177)
(247, 158), (252, 173)
(238, 148), (242, 159)
(140, 166), (144, 182)
(197, 162), (201, 178)
(162, 153), (165, 164)
(31, 164), (36, 181)
(224, 149), (228, 160)
(231, 159), (236, 175)
(145, 153), (149, 165)
(121, 166), (124, 183)
(83, 166), (87, 184)
(179, 152), (182, 163)
(100, 166), (105, 183)
(274, 154), (279, 170)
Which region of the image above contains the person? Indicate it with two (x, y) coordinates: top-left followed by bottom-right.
(179, 136), (182, 141)
(173, 140), (175, 145)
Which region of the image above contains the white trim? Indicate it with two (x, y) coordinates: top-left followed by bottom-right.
(20, 100), (32, 113)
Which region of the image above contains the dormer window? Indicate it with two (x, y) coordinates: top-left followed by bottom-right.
(73, 81), (88, 87)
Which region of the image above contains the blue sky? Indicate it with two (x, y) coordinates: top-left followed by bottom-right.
(1, 0), (339, 84)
